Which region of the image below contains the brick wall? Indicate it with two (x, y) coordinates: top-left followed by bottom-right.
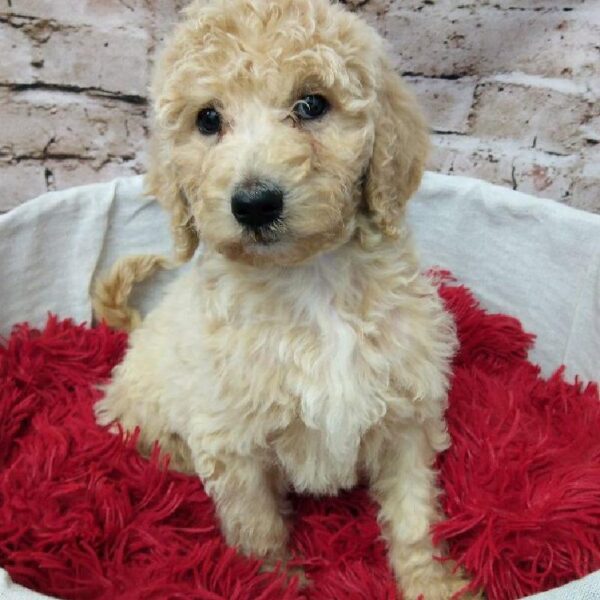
(1, 0), (598, 212)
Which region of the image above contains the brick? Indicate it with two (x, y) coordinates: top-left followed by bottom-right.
(3, 0), (151, 28)
(569, 145), (600, 212)
(379, 7), (600, 79)
(569, 177), (600, 213)
(0, 21), (36, 84)
(38, 25), (150, 96)
(0, 89), (147, 161)
(427, 142), (455, 175)
(581, 115), (600, 144)
(148, 0), (189, 46)
(429, 134), (590, 204)
(406, 76), (476, 134)
(470, 82), (594, 154)
(0, 160), (48, 210)
(46, 158), (145, 194)
(0, 157), (145, 211)
(0, 19), (150, 95)
(512, 153), (580, 200)
(430, 135), (517, 190)
(389, 0), (588, 9)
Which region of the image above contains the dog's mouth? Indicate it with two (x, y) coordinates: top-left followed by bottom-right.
(218, 219), (346, 266)
(243, 221), (285, 246)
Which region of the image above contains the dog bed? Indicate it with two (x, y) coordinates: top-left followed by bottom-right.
(0, 174), (599, 600)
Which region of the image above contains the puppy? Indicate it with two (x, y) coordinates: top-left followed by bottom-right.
(94, 1), (473, 598)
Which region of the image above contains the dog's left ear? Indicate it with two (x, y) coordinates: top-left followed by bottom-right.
(363, 60), (429, 236)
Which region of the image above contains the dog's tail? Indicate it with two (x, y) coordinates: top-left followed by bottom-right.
(92, 253), (175, 332)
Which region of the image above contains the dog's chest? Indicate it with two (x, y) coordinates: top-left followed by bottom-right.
(267, 278), (386, 493)
(204, 258), (392, 493)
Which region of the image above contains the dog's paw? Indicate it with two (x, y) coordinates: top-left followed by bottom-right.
(402, 570), (480, 600)
(287, 565), (309, 589)
(259, 557), (308, 589)
(93, 397), (123, 432)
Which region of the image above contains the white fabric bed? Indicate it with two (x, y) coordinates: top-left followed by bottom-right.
(0, 172), (598, 599)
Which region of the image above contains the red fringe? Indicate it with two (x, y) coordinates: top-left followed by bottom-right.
(0, 286), (598, 600)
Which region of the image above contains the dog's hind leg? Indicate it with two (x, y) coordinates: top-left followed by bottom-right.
(95, 367), (195, 474)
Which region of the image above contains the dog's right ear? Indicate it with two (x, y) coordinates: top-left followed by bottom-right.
(145, 137), (199, 263)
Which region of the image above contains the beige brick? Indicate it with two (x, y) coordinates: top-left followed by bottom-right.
(429, 134), (590, 204)
(148, 0), (189, 46)
(38, 25), (150, 96)
(0, 19), (150, 95)
(380, 7), (599, 79)
(513, 153), (580, 200)
(581, 115), (600, 144)
(569, 177), (600, 213)
(0, 21), (36, 84)
(394, 0), (588, 9)
(3, 0), (150, 27)
(0, 160), (48, 210)
(427, 142), (455, 174)
(569, 145), (600, 212)
(0, 89), (147, 161)
(0, 157), (145, 211)
(47, 158), (144, 194)
(448, 148), (516, 191)
(470, 83), (595, 154)
(406, 76), (476, 134)
(364, 1), (590, 18)
(430, 135), (517, 190)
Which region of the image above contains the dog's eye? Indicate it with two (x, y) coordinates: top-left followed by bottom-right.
(196, 107), (222, 135)
(293, 94), (329, 120)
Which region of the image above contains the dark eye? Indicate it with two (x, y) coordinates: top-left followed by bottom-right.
(196, 107), (222, 135)
(293, 94), (329, 120)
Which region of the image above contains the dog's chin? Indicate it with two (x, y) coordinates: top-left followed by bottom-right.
(216, 227), (350, 268)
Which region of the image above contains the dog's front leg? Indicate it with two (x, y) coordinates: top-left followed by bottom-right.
(370, 424), (472, 600)
(194, 451), (289, 566)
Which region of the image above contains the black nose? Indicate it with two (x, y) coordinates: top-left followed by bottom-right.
(231, 181), (283, 230)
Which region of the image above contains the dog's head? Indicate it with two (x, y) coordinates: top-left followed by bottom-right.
(148, 0), (429, 266)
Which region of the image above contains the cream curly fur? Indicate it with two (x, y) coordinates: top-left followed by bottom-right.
(94, 1), (478, 598)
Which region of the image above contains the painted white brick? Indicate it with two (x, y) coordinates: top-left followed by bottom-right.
(37, 25), (150, 96)
(0, 156), (147, 211)
(0, 160), (48, 210)
(429, 134), (589, 204)
(3, 0), (151, 28)
(0, 21), (36, 84)
(569, 177), (600, 212)
(0, 19), (150, 95)
(363, 0), (587, 11)
(406, 76), (477, 134)
(407, 0), (587, 9)
(379, 7), (600, 79)
(430, 135), (517, 190)
(513, 153), (581, 201)
(148, 0), (189, 46)
(470, 82), (594, 154)
(47, 158), (144, 193)
(0, 89), (147, 161)
(568, 145), (600, 212)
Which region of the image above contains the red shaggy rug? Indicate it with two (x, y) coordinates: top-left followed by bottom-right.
(1, 281), (599, 600)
